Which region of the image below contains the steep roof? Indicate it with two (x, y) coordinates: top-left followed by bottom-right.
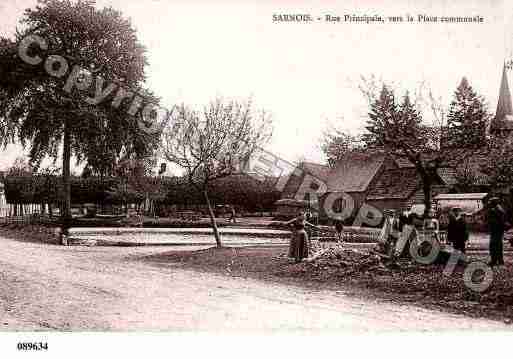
(393, 156), (415, 168)
(436, 167), (458, 186)
(491, 64), (513, 132)
(326, 152), (386, 192)
(366, 168), (419, 200)
(278, 161), (329, 200)
(299, 161), (330, 182)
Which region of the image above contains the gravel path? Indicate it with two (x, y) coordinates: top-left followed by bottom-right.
(0, 235), (507, 331)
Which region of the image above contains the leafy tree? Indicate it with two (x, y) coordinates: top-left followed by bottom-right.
(164, 174), (280, 214)
(481, 139), (513, 189)
(113, 157), (160, 214)
(162, 98), (272, 247)
(210, 174), (280, 213)
(4, 158), (33, 216)
(453, 160), (478, 193)
(363, 86), (398, 147)
(363, 87), (425, 150)
(320, 127), (365, 167)
(0, 0), (161, 242)
(445, 77), (489, 149)
(362, 85), (449, 215)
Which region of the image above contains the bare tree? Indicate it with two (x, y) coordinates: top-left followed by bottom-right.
(162, 98), (272, 247)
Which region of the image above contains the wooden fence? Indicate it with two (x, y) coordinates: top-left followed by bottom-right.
(0, 203), (47, 218)
(310, 226), (448, 244)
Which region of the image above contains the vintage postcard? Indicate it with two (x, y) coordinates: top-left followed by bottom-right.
(0, 0), (511, 357)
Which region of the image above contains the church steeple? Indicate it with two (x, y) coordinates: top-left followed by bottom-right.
(491, 63), (513, 136)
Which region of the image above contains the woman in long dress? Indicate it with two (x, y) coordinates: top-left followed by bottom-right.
(285, 211), (317, 262)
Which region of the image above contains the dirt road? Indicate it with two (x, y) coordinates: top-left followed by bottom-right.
(0, 235), (507, 331)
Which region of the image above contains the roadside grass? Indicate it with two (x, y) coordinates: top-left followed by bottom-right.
(0, 224), (60, 245)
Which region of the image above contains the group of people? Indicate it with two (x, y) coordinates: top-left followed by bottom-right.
(446, 197), (510, 266)
(285, 196), (511, 266)
(379, 197), (511, 266)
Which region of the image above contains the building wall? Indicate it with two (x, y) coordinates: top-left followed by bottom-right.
(411, 185), (450, 207)
(275, 204), (304, 218)
(318, 191), (366, 224)
(366, 198), (410, 213)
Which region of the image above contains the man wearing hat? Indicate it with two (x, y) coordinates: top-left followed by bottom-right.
(447, 207), (469, 253)
(487, 197), (507, 266)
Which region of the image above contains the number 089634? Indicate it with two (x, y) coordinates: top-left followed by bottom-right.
(17, 342), (48, 351)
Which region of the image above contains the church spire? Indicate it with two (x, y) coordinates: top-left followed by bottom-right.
(496, 63), (513, 120)
(491, 62), (513, 134)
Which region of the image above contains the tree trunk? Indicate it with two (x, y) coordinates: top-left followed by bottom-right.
(422, 176), (432, 217)
(203, 189), (222, 247)
(61, 118), (72, 245)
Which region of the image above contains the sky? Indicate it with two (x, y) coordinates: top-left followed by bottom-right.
(0, 0), (512, 172)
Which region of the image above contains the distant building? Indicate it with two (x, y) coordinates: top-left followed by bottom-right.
(278, 153), (387, 220)
(278, 152), (448, 221)
(434, 192), (489, 230)
(277, 149), (492, 224)
(434, 192), (488, 215)
(277, 63), (513, 223)
(366, 166), (446, 213)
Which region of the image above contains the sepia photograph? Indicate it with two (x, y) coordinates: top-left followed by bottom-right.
(0, 0), (512, 357)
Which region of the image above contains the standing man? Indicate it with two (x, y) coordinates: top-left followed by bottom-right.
(447, 207), (469, 253)
(487, 197), (506, 266)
